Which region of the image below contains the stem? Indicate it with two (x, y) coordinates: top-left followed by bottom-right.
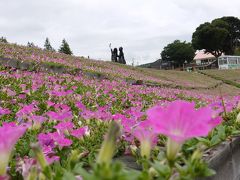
(166, 138), (182, 163)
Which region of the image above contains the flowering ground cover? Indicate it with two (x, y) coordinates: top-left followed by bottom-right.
(0, 43), (227, 89)
(0, 63), (239, 179)
(0, 43), (240, 179)
(0, 43), (171, 84)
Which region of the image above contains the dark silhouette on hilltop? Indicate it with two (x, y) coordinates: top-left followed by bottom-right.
(110, 43), (126, 64)
(118, 47), (126, 64)
(111, 47), (118, 62)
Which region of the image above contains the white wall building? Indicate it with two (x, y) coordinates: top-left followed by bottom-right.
(218, 55), (240, 69)
(191, 50), (218, 70)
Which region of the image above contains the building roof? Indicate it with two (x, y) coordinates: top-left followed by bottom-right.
(194, 51), (216, 60)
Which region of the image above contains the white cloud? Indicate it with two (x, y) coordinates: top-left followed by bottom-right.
(0, 0), (239, 64)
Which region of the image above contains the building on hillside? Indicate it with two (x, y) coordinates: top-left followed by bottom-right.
(218, 55), (240, 69)
(190, 51), (218, 70)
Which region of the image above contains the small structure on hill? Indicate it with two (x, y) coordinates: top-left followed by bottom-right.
(190, 51), (218, 70)
(218, 55), (240, 69)
(110, 44), (126, 64)
(111, 48), (118, 62)
(118, 47), (126, 64)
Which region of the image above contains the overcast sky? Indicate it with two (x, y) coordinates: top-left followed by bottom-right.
(0, 0), (240, 65)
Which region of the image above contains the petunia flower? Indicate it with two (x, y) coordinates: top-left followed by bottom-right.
(0, 108), (11, 118)
(54, 122), (74, 133)
(47, 111), (73, 122)
(71, 126), (90, 139)
(146, 100), (221, 161)
(133, 121), (157, 159)
(0, 123), (27, 175)
(30, 115), (46, 129)
(55, 137), (72, 148)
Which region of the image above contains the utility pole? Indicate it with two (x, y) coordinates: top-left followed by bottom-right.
(132, 58), (135, 67)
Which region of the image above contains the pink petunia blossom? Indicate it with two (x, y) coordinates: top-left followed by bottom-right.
(45, 155), (60, 164)
(55, 137), (72, 148)
(133, 121), (157, 158)
(49, 132), (72, 148)
(38, 133), (55, 148)
(75, 102), (86, 110)
(0, 108), (11, 117)
(47, 101), (55, 108)
(16, 104), (39, 118)
(0, 123), (27, 175)
(47, 111), (73, 121)
(54, 122), (74, 132)
(71, 126), (90, 138)
(146, 100), (221, 143)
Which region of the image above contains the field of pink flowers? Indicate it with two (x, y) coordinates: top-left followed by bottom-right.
(0, 43), (232, 89)
(0, 43), (240, 179)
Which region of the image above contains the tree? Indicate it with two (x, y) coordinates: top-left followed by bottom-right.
(192, 16), (240, 57)
(234, 47), (240, 56)
(58, 39), (73, 55)
(161, 40), (195, 68)
(44, 38), (55, 51)
(215, 16), (240, 54)
(0, 37), (8, 43)
(192, 22), (229, 57)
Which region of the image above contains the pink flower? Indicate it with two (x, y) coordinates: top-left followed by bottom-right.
(0, 108), (11, 117)
(30, 115), (46, 129)
(45, 155), (60, 164)
(0, 123), (27, 175)
(55, 137), (72, 148)
(16, 104), (39, 118)
(71, 126), (90, 138)
(133, 121), (157, 159)
(147, 100), (221, 143)
(75, 102), (86, 111)
(50, 132), (72, 148)
(54, 122), (74, 132)
(18, 94), (26, 99)
(15, 157), (38, 179)
(47, 111), (73, 121)
(47, 101), (55, 108)
(38, 133), (55, 148)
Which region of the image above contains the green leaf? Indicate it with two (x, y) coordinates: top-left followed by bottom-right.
(62, 171), (77, 180)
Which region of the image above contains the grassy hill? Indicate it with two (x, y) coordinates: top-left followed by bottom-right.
(0, 42), (240, 95)
(138, 59), (161, 69)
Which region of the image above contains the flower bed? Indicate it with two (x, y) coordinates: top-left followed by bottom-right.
(0, 64), (240, 179)
(0, 43), (225, 89)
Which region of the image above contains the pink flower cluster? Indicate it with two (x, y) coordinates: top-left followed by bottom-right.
(0, 107), (11, 117)
(38, 121), (89, 164)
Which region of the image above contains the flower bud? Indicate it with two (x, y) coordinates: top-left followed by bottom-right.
(149, 167), (158, 177)
(31, 143), (47, 169)
(0, 154), (9, 175)
(140, 139), (151, 159)
(166, 138), (182, 162)
(236, 112), (240, 123)
(191, 149), (202, 162)
(130, 145), (137, 156)
(237, 102), (240, 110)
(97, 121), (120, 165)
